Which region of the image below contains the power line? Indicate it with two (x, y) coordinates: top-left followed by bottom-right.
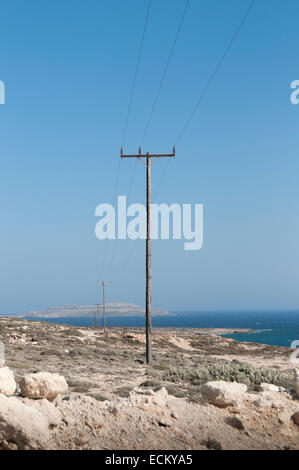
(108, 1), (188, 281)
(140, 0), (190, 147)
(109, 0), (256, 280)
(153, 0), (256, 202)
(101, 0), (152, 279)
(152, 156), (173, 201)
(175, 0), (256, 146)
(121, 0), (152, 149)
(124, 0), (190, 226)
(113, 0), (152, 208)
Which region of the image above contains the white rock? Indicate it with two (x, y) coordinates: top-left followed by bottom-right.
(260, 383), (281, 393)
(293, 370), (299, 398)
(278, 411), (291, 425)
(0, 394), (52, 449)
(19, 372), (68, 400)
(21, 398), (61, 427)
(133, 387), (154, 396)
(152, 387), (169, 406)
(199, 381), (247, 408)
(0, 367), (17, 396)
(250, 392), (285, 410)
(292, 411), (299, 426)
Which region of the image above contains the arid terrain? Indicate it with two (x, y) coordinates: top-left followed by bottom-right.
(0, 317), (298, 450)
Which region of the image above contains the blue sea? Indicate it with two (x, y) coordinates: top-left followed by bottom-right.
(24, 310), (299, 348)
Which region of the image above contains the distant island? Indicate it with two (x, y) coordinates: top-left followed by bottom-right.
(14, 303), (171, 318)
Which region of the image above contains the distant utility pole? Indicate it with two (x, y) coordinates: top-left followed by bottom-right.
(121, 147), (176, 364)
(96, 281), (111, 333)
(94, 304), (101, 329)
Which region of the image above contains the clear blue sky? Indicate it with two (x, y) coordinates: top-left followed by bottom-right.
(0, 0), (298, 314)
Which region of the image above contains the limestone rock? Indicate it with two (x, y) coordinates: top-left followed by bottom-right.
(260, 383), (281, 393)
(19, 372), (68, 400)
(293, 370), (299, 399)
(278, 411), (291, 425)
(199, 381), (247, 408)
(0, 394), (51, 449)
(292, 412), (299, 426)
(133, 387), (155, 396)
(22, 398), (61, 427)
(250, 392), (285, 410)
(0, 367), (17, 396)
(152, 387), (169, 406)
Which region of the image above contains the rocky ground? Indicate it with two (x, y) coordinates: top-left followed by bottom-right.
(0, 317), (298, 450)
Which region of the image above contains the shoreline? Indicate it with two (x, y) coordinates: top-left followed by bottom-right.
(1, 315), (256, 336)
(1, 314), (297, 349)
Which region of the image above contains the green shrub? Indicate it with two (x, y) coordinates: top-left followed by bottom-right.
(162, 361), (292, 388)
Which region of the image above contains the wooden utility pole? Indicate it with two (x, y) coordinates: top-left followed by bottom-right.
(96, 281), (111, 333)
(121, 147), (175, 364)
(146, 153), (151, 364)
(94, 303), (101, 329)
